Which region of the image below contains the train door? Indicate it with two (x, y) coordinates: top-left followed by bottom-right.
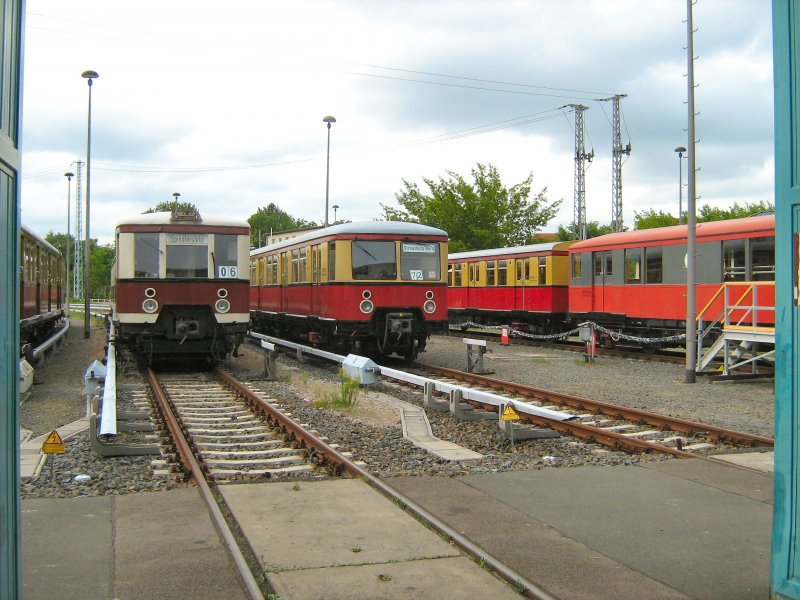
(592, 251), (612, 312)
(311, 244), (322, 316)
(467, 261), (479, 307)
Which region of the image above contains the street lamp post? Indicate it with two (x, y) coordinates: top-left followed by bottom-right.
(323, 115), (336, 226)
(332, 204), (339, 223)
(674, 146), (686, 224)
(172, 192), (180, 214)
(64, 171), (74, 316)
(82, 69), (98, 339)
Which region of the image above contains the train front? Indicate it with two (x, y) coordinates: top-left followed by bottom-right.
(112, 210), (250, 363)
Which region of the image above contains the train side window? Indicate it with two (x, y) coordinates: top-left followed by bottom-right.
(751, 237), (775, 281)
(723, 239), (746, 281)
(328, 241), (336, 281)
(625, 249), (642, 284)
(455, 264), (463, 286)
(539, 257), (547, 284)
(486, 260), (495, 285)
(498, 259), (508, 285)
(516, 260), (523, 283)
(135, 232), (160, 278)
(645, 246), (662, 284)
(571, 253), (582, 278)
(250, 259), (257, 284)
(447, 264), (453, 286)
(299, 247), (307, 282)
(291, 249), (300, 283)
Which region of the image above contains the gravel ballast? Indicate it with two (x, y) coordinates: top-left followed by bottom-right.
(20, 326), (774, 499)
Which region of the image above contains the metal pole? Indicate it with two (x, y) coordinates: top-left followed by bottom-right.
(82, 70), (98, 339)
(674, 147), (686, 224)
(684, 2), (697, 383)
(323, 115), (336, 226)
(64, 171), (74, 315)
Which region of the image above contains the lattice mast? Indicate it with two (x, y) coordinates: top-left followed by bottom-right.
(73, 160), (84, 300)
(569, 104), (593, 240)
(610, 94), (631, 232)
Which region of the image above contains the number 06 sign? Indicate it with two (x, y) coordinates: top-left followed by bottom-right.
(218, 265), (238, 278)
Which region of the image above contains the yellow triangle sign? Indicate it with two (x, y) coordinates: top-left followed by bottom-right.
(41, 430), (65, 454)
(501, 405), (520, 421)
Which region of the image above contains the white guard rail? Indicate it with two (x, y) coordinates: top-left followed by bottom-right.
(99, 322), (117, 436)
(247, 332), (575, 422)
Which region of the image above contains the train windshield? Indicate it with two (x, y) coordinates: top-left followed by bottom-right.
(166, 232), (208, 278)
(400, 242), (440, 281)
(134, 233), (160, 278)
(352, 241), (396, 280)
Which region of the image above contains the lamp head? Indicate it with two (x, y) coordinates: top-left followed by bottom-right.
(82, 70), (99, 86)
(323, 115), (336, 129)
(65, 171), (74, 179)
(674, 146), (687, 154)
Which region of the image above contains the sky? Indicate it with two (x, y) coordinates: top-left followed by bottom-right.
(20, 0), (774, 246)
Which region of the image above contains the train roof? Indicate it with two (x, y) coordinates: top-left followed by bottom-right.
(251, 221), (448, 255)
(568, 214), (775, 252)
(449, 240), (575, 261)
(21, 224), (61, 255)
(115, 211), (249, 229)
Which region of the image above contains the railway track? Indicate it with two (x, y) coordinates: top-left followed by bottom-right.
(408, 363), (774, 459)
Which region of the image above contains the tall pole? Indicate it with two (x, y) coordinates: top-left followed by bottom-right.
(609, 94), (631, 232)
(82, 70), (98, 339)
(684, 2), (697, 383)
(568, 104), (592, 240)
(674, 147), (686, 224)
(323, 115), (336, 226)
(64, 171), (74, 316)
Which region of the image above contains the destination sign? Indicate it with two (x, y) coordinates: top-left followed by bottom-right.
(166, 233), (207, 245)
(402, 243), (436, 254)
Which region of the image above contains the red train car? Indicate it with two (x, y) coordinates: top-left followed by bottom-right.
(20, 225), (65, 349)
(447, 241), (575, 333)
(111, 209), (250, 363)
(249, 221), (448, 360)
(567, 215), (775, 343)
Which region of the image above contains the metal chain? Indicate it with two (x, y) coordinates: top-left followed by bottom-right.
(450, 320), (687, 344)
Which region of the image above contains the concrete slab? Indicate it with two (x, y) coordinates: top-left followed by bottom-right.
(388, 475), (691, 600)
(114, 488), (248, 600)
(459, 463), (771, 600)
(710, 450), (774, 473)
(221, 479), (520, 600)
(22, 496), (113, 600)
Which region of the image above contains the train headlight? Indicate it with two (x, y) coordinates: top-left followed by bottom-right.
(142, 298), (159, 313)
(217, 288), (228, 298)
(425, 290), (434, 300)
(215, 299), (230, 313)
(423, 300), (436, 314)
(360, 299), (374, 314)
(145, 287), (157, 298)
(362, 290), (372, 299)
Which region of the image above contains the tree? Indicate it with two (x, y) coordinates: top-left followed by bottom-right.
(633, 209), (679, 230)
(555, 221), (615, 241)
(89, 243), (115, 298)
(697, 200), (774, 222)
(248, 203), (317, 247)
(143, 200), (199, 214)
(381, 163), (561, 253)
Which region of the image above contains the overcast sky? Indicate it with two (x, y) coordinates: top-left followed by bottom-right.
(21, 0), (774, 246)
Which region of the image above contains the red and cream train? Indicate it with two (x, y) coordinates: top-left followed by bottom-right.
(20, 225), (65, 351)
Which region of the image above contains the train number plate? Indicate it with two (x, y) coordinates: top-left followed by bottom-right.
(218, 265), (239, 278)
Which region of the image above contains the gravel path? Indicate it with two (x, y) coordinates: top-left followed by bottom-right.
(19, 328), (773, 499)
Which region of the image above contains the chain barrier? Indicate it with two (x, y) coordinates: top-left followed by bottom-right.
(450, 320), (687, 345)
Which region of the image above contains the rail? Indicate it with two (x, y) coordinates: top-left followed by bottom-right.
(31, 319), (69, 361)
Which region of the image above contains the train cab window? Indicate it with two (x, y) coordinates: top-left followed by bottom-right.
(135, 232), (160, 278)
(486, 260), (495, 285)
(400, 241), (440, 280)
(498, 259), (508, 285)
(723, 239), (746, 281)
(571, 253), (582, 278)
(538, 257), (547, 285)
(214, 234), (239, 279)
(625, 249), (642, 284)
(751, 237), (775, 281)
(352, 240), (396, 280)
(645, 247), (662, 284)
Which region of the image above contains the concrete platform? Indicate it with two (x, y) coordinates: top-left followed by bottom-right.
(389, 457), (773, 600)
(220, 479), (520, 599)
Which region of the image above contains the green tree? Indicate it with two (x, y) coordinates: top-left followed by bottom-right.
(381, 163), (561, 253)
(143, 200), (199, 214)
(633, 209), (679, 230)
(89, 243), (115, 298)
(555, 221), (615, 241)
(248, 203), (317, 247)
(697, 200), (774, 222)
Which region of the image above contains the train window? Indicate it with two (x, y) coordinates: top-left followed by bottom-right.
(400, 241), (440, 281)
(299, 247), (307, 282)
(167, 245), (208, 278)
(352, 240), (396, 280)
(135, 233), (160, 278)
(469, 263), (479, 285)
(448, 264), (453, 286)
(498, 260), (508, 285)
(645, 247), (662, 284)
(594, 254), (602, 276)
(625, 249), (642, 284)
(291, 249), (300, 283)
(214, 234), (238, 278)
(723, 240), (746, 281)
(539, 257), (547, 284)
(516, 260), (524, 283)
(328, 241), (336, 281)
(751, 237), (775, 281)
(455, 264), (462, 286)
(250, 259), (256, 284)
(571, 254), (582, 278)
(487, 261), (495, 285)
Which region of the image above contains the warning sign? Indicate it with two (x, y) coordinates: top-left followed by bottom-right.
(41, 430), (65, 454)
(501, 405), (520, 421)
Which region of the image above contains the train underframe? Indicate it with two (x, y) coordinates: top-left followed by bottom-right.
(115, 305), (247, 365)
(20, 309), (65, 359)
(250, 309), (447, 361)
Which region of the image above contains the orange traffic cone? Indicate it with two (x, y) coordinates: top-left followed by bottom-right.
(500, 327), (509, 345)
